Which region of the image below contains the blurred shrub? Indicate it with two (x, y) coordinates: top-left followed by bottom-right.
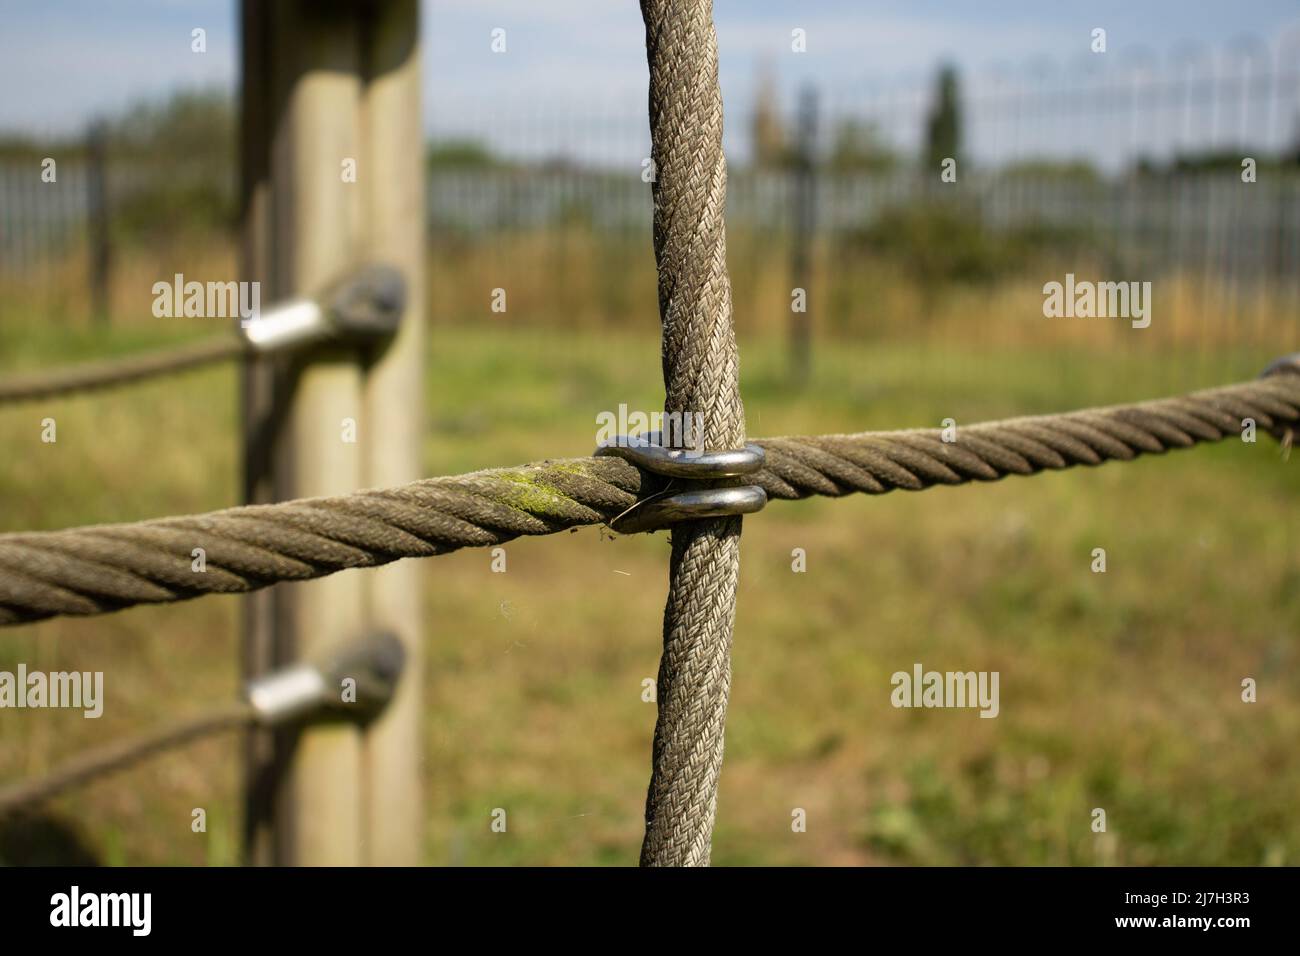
(997, 159), (1104, 185)
(827, 119), (899, 174)
(845, 200), (1095, 286)
(107, 89), (236, 244)
(427, 139), (503, 170)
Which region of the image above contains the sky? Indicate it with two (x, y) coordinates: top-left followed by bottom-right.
(1, 1), (1298, 163)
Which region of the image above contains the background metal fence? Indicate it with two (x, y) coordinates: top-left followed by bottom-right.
(2, 39), (1298, 321)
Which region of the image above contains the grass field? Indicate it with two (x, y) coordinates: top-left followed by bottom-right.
(0, 318), (1296, 866)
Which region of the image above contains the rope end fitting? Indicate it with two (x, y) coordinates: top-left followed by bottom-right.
(243, 631), (406, 727)
(241, 264), (406, 355)
(325, 263), (407, 339)
(594, 431), (768, 533)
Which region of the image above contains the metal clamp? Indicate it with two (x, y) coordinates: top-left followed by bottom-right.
(1260, 352), (1300, 446)
(1261, 352), (1300, 379)
(243, 631), (405, 727)
(241, 264), (406, 354)
(596, 430), (766, 478)
(594, 431), (768, 533)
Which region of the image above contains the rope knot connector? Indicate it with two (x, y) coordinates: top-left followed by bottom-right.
(594, 430), (767, 533)
(242, 264), (406, 354)
(244, 631), (405, 727)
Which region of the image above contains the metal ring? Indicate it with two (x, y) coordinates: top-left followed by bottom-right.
(611, 486), (768, 534)
(594, 431), (765, 478)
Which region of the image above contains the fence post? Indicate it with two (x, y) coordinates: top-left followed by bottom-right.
(86, 120), (111, 326)
(239, 0), (404, 866)
(357, 0), (425, 865)
(237, 0), (278, 866)
(790, 85), (817, 384)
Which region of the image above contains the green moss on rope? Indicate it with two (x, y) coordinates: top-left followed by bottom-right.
(492, 468), (578, 518)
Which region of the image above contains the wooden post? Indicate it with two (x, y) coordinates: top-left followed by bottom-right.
(358, 0), (425, 865)
(237, 0), (278, 866)
(238, 0), (424, 866)
(790, 85), (817, 385)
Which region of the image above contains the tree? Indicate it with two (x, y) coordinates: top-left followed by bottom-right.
(750, 59), (787, 169)
(924, 64), (963, 171)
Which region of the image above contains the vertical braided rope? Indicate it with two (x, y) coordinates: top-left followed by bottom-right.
(639, 0), (747, 867)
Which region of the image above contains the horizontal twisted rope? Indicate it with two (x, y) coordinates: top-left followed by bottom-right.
(755, 375), (1300, 501)
(0, 701), (253, 816)
(0, 336), (244, 405)
(0, 374), (1295, 628)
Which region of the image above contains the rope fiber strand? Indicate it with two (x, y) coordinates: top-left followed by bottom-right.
(0, 374), (1295, 629)
(0, 336), (246, 404)
(0, 701), (253, 815)
(638, 0), (748, 867)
